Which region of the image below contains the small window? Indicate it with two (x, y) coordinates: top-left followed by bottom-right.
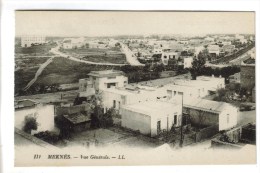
(174, 115), (177, 125)
(113, 100), (116, 108)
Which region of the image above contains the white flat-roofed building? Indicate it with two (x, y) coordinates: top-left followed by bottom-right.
(15, 99), (55, 134)
(164, 83), (207, 101)
(196, 75), (225, 91)
(153, 48), (163, 54)
(239, 38), (248, 44)
(21, 35), (46, 47)
(183, 98), (238, 131)
(179, 40), (189, 45)
(62, 37), (85, 49)
(208, 45), (220, 56)
(221, 41), (232, 45)
(184, 57), (193, 68)
(194, 46), (205, 57)
(161, 51), (180, 65)
(78, 78), (95, 97)
(102, 85), (163, 112)
(163, 75), (225, 100)
(121, 100), (182, 137)
(88, 70), (128, 91)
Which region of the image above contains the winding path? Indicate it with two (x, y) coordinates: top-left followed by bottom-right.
(119, 43), (144, 66)
(49, 44), (128, 66)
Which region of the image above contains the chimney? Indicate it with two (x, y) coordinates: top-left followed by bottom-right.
(212, 74), (214, 78)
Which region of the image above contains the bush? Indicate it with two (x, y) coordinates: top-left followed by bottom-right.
(90, 106), (114, 128)
(54, 115), (72, 139)
(23, 114), (39, 133)
(34, 131), (61, 145)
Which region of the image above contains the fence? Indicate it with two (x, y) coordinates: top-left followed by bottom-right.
(211, 138), (243, 149)
(195, 124), (219, 142)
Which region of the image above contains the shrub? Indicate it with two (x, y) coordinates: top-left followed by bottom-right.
(34, 131), (61, 145)
(23, 113), (39, 133)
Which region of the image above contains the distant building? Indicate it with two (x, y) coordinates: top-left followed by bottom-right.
(194, 46), (205, 57)
(221, 41), (232, 45)
(153, 48), (163, 54)
(62, 40), (73, 49)
(121, 100), (182, 137)
(179, 40), (189, 45)
(235, 34), (244, 40)
(184, 57), (193, 68)
(207, 45), (220, 56)
(165, 43), (183, 52)
(222, 45), (235, 54)
(88, 70), (128, 91)
(235, 34), (248, 44)
(62, 37), (85, 49)
(204, 37), (215, 42)
(228, 72), (240, 83)
(239, 38), (248, 44)
(21, 35), (46, 47)
(161, 51), (180, 65)
(184, 98), (238, 131)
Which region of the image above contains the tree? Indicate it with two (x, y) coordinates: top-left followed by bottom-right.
(101, 108), (114, 128)
(54, 115), (72, 139)
(213, 88), (228, 102)
(190, 56), (206, 79)
(23, 113), (39, 134)
(190, 110), (207, 130)
(90, 105), (104, 128)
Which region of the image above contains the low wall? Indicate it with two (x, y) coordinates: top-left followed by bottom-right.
(211, 138), (243, 149)
(195, 124), (219, 142)
(15, 128), (58, 149)
(55, 103), (91, 116)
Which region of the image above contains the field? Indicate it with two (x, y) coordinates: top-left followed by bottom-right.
(38, 57), (121, 84)
(14, 56), (122, 95)
(82, 54), (127, 64)
(15, 56), (51, 70)
(60, 47), (127, 64)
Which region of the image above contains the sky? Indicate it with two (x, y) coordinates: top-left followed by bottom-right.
(15, 11), (255, 37)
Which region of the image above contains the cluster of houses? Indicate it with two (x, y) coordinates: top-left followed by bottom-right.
(76, 70), (238, 137)
(126, 34), (253, 67)
(15, 70), (239, 139)
(60, 37), (118, 50)
(21, 35), (46, 47)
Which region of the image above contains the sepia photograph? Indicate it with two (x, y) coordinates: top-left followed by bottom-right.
(13, 10), (256, 166)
